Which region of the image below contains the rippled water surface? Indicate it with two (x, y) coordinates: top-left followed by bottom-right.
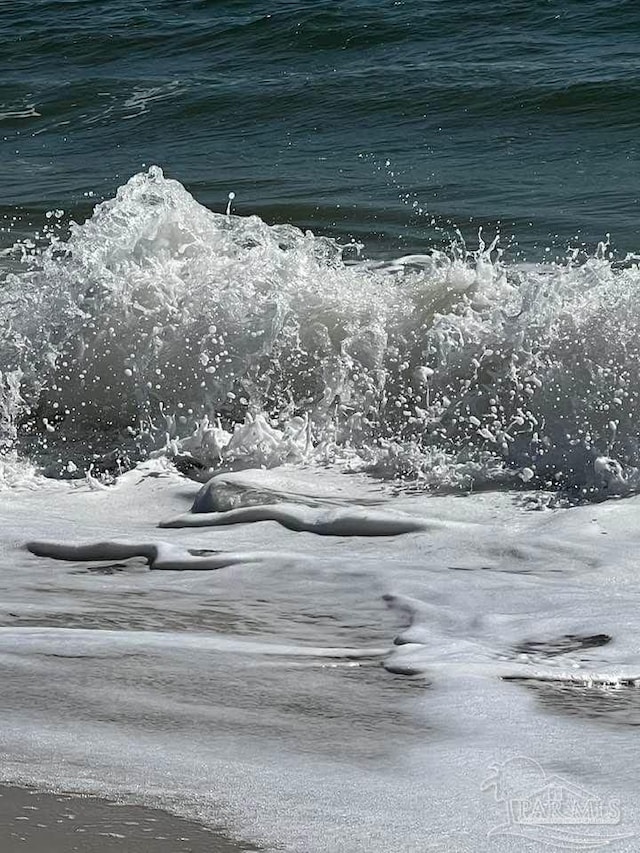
(3, 0), (640, 257)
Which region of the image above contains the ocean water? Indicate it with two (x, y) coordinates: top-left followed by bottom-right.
(3, 2), (640, 851)
(4, 0), (640, 258)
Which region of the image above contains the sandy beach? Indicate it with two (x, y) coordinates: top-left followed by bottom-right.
(0, 786), (254, 853)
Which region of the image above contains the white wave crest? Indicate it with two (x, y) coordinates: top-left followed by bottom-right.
(2, 167), (640, 495)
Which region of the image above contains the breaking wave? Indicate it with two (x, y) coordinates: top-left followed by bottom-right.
(2, 167), (640, 496)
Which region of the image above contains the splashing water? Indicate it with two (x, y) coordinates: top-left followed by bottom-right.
(2, 167), (640, 495)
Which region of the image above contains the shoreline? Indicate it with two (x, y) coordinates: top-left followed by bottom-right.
(0, 785), (256, 853)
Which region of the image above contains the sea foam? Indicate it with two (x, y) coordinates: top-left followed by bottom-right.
(3, 167), (640, 496)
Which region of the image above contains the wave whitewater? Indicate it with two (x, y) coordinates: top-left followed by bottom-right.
(1, 166), (640, 496)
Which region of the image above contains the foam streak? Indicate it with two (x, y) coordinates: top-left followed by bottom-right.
(26, 539), (273, 570)
(159, 503), (430, 536)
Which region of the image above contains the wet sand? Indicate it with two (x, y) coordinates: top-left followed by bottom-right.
(0, 786), (255, 853)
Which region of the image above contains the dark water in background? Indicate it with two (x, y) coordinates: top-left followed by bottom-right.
(2, 0), (640, 260)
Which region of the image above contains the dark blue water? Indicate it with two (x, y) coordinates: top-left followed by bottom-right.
(3, 0), (640, 259)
